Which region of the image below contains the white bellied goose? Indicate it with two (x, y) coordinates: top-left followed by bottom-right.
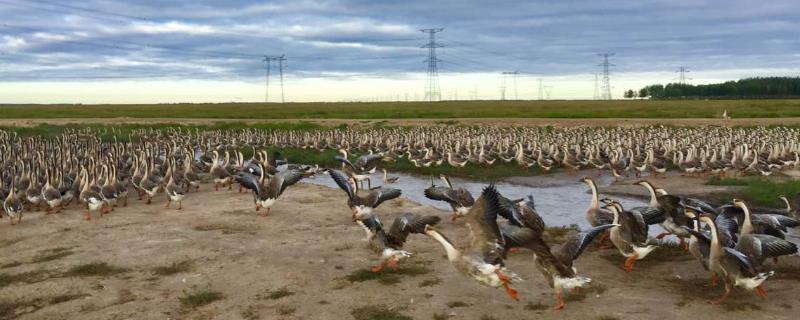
(329, 169), (401, 220)
(606, 201), (657, 272)
(164, 166), (185, 210)
(78, 170), (105, 221)
(252, 169), (305, 217)
(362, 213), (441, 273)
(335, 152), (382, 189)
(698, 214), (794, 304)
(424, 185), (522, 301)
(210, 150), (232, 191)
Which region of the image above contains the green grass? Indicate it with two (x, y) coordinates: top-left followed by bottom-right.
(351, 305), (413, 320)
(262, 287), (295, 300)
(179, 290), (224, 309)
(344, 261), (432, 285)
(65, 262), (128, 277)
(31, 247), (74, 263)
(707, 176), (800, 207)
(152, 261), (193, 276)
(3, 99), (800, 119)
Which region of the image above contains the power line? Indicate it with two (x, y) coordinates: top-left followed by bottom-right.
(421, 28), (443, 102)
(597, 53), (614, 100)
(592, 73), (600, 100)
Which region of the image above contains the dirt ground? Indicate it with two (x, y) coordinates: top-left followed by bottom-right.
(3, 117), (800, 128)
(1, 179), (797, 320)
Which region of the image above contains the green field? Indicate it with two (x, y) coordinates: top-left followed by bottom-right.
(2, 99), (800, 119)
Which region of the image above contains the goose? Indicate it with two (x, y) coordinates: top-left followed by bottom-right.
(336, 151), (383, 189)
(382, 168), (399, 184)
(41, 169), (63, 214)
(363, 213), (441, 273)
(183, 154), (201, 192)
(329, 169), (401, 220)
(100, 165), (118, 213)
(210, 150), (232, 191)
(3, 182), (23, 225)
(24, 174), (42, 211)
(581, 177), (614, 227)
(778, 195), (796, 218)
(252, 169), (305, 217)
(111, 165), (129, 207)
(139, 161), (160, 205)
(164, 166), (185, 210)
(424, 175), (474, 221)
(424, 185), (522, 301)
(501, 194), (616, 309)
(78, 170), (105, 221)
(606, 201), (657, 272)
(698, 214), (789, 304)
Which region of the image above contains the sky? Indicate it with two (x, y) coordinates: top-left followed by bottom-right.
(0, 0), (799, 103)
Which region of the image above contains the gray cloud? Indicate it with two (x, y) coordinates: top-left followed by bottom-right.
(0, 0), (798, 82)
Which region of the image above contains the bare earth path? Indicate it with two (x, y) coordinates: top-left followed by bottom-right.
(3, 117), (800, 127)
(1, 181), (797, 320)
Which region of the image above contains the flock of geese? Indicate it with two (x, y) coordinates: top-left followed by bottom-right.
(1, 126), (799, 311)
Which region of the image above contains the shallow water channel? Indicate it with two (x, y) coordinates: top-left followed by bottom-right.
(303, 170), (650, 231)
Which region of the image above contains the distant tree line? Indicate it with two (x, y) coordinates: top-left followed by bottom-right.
(631, 77), (800, 99)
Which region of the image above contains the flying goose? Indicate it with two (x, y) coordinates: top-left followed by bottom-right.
(363, 213), (441, 273)
(424, 175), (475, 221)
(329, 169), (401, 220)
(424, 185), (522, 301)
(501, 193), (616, 309)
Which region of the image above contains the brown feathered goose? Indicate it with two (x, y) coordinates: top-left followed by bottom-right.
(501, 194), (616, 309)
(424, 185), (521, 301)
(424, 174), (475, 221)
(361, 212), (441, 272)
(329, 169), (401, 220)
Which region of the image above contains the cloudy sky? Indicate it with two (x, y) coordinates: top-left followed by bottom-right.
(0, 0), (798, 103)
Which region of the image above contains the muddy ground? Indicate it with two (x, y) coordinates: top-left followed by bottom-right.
(3, 117), (800, 128)
(1, 179), (797, 320)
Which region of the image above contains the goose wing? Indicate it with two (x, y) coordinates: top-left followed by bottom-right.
(329, 169), (355, 199)
(464, 185), (505, 264)
(497, 195), (526, 227)
(555, 224), (617, 266)
(723, 247), (757, 276)
(355, 154), (383, 171)
(424, 185), (460, 205)
(715, 213), (739, 247)
(334, 155), (358, 172)
(386, 213), (441, 249)
(736, 234), (798, 264)
(630, 206), (665, 225)
(267, 169), (304, 198)
(365, 188), (402, 208)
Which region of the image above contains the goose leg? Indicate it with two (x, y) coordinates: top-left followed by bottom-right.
(165, 199), (171, 209)
(655, 232), (671, 240)
(623, 256), (637, 272)
(710, 273), (718, 287)
(709, 285), (731, 305)
(494, 269), (519, 301)
(756, 286), (767, 299)
(386, 257), (398, 270)
(371, 262), (384, 273)
(85, 210), (92, 221)
(554, 292), (565, 310)
(214, 182), (219, 191)
(177, 201), (182, 210)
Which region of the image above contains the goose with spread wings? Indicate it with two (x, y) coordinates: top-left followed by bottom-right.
(424, 174), (475, 221)
(335, 152), (383, 189)
(252, 168), (305, 216)
(361, 213), (442, 273)
(424, 185), (522, 301)
(501, 193), (616, 309)
(329, 169), (401, 220)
